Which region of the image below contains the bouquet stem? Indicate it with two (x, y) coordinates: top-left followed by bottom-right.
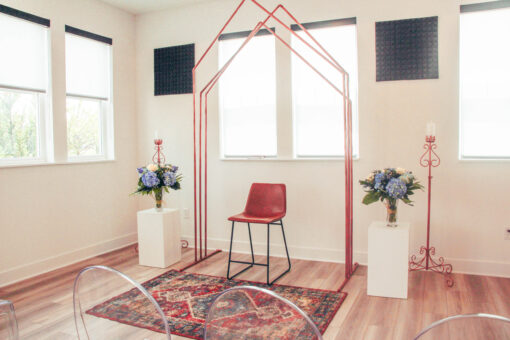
(154, 188), (163, 211)
(384, 198), (398, 227)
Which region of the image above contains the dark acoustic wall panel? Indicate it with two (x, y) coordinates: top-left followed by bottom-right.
(154, 43), (195, 96)
(376, 16), (438, 82)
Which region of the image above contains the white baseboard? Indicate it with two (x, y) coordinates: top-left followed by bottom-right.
(0, 233), (137, 287)
(182, 235), (510, 278)
(181, 235), (368, 265)
(2, 233), (508, 288)
(447, 257), (510, 278)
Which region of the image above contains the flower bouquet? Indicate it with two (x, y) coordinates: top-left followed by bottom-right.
(359, 168), (423, 226)
(134, 163), (182, 211)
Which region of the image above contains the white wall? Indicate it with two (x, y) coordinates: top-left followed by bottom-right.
(135, 0), (510, 277)
(0, 0), (138, 286)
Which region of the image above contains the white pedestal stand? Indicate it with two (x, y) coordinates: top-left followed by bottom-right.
(367, 221), (410, 299)
(137, 208), (182, 268)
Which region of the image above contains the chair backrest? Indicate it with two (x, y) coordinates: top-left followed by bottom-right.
(414, 313), (510, 340)
(0, 300), (18, 340)
(73, 265), (171, 340)
(204, 286), (322, 340)
(244, 183), (286, 218)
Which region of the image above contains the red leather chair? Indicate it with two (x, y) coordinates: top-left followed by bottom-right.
(227, 183), (291, 285)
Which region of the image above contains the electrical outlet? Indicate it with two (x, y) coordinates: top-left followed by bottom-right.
(183, 208), (190, 219)
(505, 228), (510, 240)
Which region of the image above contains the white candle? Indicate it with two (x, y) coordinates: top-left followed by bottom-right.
(154, 130), (159, 139)
(426, 122), (436, 137)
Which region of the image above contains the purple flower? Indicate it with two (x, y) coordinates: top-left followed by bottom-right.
(386, 178), (407, 199)
(163, 172), (176, 186)
(171, 165), (179, 172)
(137, 167), (145, 174)
(141, 171), (160, 188)
(374, 172), (385, 190)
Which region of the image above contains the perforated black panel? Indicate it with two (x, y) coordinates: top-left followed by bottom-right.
(376, 16), (438, 81)
(154, 44), (195, 96)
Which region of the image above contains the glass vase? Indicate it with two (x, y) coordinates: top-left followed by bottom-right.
(154, 189), (163, 212)
(384, 198), (398, 227)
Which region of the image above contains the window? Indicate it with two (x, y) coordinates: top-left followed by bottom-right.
(65, 26), (113, 160)
(460, 6), (510, 159)
(0, 9), (51, 165)
(218, 32), (277, 157)
(291, 21), (358, 158)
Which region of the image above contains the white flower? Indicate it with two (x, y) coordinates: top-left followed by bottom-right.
(147, 163), (158, 172)
(400, 173), (414, 184)
(396, 167), (406, 175)
(366, 173), (375, 182)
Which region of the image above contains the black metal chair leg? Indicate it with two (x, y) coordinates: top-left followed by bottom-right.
(267, 220), (292, 286)
(281, 220), (291, 270)
(247, 223), (255, 265)
(227, 220), (291, 285)
(267, 223), (270, 285)
(227, 221), (255, 280)
(226, 221), (235, 279)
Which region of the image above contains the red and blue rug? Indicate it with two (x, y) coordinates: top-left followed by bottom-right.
(87, 270), (347, 339)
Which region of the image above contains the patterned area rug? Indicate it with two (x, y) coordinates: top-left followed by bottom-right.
(87, 270), (347, 339)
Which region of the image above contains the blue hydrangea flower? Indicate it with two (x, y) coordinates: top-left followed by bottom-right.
(137, 167), (145, 176)
(386, 178), (407, 199)
(141, 171), (160, 188)
(171, 165), (179, 172)
(374, 172), (385, 190)
(163, 172), (176, 186)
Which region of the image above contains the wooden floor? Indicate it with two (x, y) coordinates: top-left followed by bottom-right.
(1, 246), (509, 339)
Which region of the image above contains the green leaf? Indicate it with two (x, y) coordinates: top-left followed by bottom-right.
(362, 191), (381, 205)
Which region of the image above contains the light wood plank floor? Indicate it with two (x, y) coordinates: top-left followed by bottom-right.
(1, 246), (509, 339)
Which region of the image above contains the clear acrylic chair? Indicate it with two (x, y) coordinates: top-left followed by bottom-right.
(73, 265), (171, 340)
(0, 300), (18, 340)
(204, 286), (322, 340)
(414, 313), (510, 340)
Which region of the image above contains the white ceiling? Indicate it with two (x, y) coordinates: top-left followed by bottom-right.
(98, 0), (214, 14)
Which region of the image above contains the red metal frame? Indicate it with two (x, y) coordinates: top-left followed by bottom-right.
(409, 136), (454, 287)
(181, 0), (357, 291)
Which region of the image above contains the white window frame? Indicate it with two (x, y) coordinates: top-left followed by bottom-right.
(0, 11), (52, 167)
(218, 30), (278, 159)
(290, 19), (359, 160)
(65, 29), (114, 162)
(216, 19), (359, 162)
(459, 3), (510, 161)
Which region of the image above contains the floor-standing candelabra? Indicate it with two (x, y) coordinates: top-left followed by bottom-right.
(409, 135), (453, 287)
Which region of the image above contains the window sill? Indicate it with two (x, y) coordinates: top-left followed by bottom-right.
(459, 157), (510, 162)
(0, 159), (115, 169)
(220, 156), (360, 162)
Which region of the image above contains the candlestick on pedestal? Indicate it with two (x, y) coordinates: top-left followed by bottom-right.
(409, 135), (454, 287)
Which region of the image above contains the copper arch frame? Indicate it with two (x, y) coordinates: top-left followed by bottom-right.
(180, 0), (358, 292)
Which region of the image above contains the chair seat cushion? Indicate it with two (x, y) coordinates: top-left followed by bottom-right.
(228, 212), (285, 224)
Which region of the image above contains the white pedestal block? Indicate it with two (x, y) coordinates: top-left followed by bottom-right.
(137, 208), (181, 268)
(367, 221), (409, 299)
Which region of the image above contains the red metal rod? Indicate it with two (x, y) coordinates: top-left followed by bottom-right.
(192, 68), (198, 263)
(199, 81), (203, 260)
(276, 4), (347, 74)
(192, 0), (248, 262)
(426, 140), (432, 269)
(337, 262), (359, 292)
(260, 24), (344, 95)
(250, 0), (347, 75)
(205, 93), (208, 256)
